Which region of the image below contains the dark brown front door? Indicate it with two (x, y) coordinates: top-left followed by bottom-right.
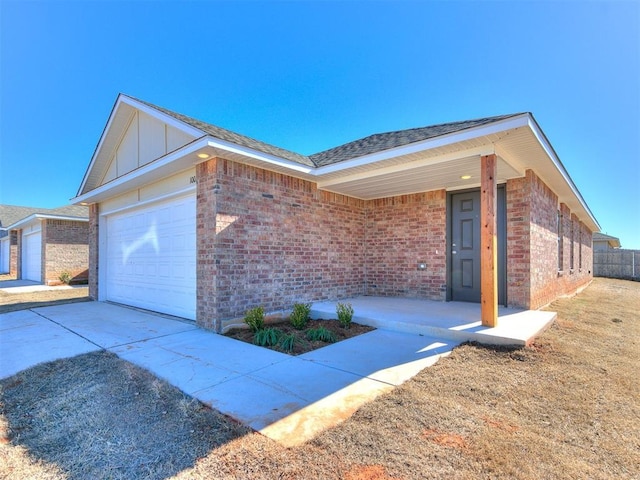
(450, 188), (506, 304)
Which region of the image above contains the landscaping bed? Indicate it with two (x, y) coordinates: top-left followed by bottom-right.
(224, 318), (374, 355)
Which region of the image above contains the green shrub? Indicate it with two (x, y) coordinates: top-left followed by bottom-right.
(59, 270), (72, 285)
(278, 333), (297, 353)
(244, 306), (265, 332)
(306, 326), (337, 343)
(254, 328), (281, 347)
(289, 302), (312, 330)
(336, 302), (354, 329)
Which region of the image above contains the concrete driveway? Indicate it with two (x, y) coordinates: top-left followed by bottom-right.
(0, 301), (459, 446)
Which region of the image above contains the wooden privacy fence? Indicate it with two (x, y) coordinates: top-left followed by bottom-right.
(593, 249), (640, 280)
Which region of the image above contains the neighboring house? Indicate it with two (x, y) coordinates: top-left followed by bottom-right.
(73, 94), (600, 331)
(592, 232), (621, 251)
(0, 205), (89, 284)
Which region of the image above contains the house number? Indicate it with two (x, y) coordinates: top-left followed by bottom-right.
(190, 176), (197, 184)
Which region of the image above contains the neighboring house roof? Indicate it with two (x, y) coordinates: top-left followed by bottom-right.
(0, 205), (42, 231)
(593, 232), (621, 248)
(74, 94), (601, 232)
(0, 204), (89, 233)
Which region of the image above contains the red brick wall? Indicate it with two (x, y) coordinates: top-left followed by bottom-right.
(88, 204), (99, 299)
(507, 170), (593, 309)
(15, 229), (22, 279)
(196, 158), (365, 330)
(528, 174), (564, 308)
(365, 191), (447, 300)
(9, 230), (18, 277)
(42, 219), (89, 285)
(506, 176), (531, 307)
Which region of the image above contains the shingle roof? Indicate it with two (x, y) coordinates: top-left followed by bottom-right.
(0, 204), (89, 232)
(309, 114), (525, 167)
(131, 96), (315, 167)
(128, 95), (524, 169)
(0, 205), (41, 230)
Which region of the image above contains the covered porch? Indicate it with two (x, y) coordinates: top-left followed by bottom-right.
(311, 296), (557, 347)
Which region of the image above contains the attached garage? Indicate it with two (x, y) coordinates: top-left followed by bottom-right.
(22, 229), (42, 282)
(103, 193), (196, 320)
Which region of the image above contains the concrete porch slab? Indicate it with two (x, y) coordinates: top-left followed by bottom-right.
(311, 296), (556, 346)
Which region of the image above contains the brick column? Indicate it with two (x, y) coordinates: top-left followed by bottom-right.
(9, 230), (18, 277)
(196, 157), (220, 331)
(88, 204), (100, 299)
(15, 230), (22, 279)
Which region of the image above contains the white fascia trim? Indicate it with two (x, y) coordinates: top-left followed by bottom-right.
(6, 214), (89, 231)
(526, 117), (600, 230)
(203, 138), (315, 175)
(312, 114), (531, 177)
(72, 137), (209, 205)
(317, 145), (496, 189)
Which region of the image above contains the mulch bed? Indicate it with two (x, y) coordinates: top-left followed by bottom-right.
(224, 319), (374, 355)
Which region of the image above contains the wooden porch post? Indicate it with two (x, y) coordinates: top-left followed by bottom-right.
(480, 154), (498, 327)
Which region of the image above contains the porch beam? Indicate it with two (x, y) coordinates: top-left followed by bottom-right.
(480, 154), (498, 327)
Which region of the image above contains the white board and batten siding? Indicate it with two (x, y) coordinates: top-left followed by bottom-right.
(21, 223), (42, 282)
(101, 110), (195, 185)
(100, 170), (197, 320)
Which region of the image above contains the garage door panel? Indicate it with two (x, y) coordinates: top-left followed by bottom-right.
(22, 232), (42, 282)
(1, 239), (9, 273)
(105, 194), (196, 320)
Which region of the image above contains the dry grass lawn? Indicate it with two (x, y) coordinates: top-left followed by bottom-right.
(1, 278), (638, 479)
(0, 274), (89, 314)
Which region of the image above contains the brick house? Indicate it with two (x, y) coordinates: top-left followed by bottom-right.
(0, 205), (89, 285)
(73, 94), (599, 330)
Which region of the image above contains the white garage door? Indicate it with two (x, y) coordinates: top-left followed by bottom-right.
(105, 194), (196, 320)
(1, 238), (9, 273)
(22, 231), (42, 282)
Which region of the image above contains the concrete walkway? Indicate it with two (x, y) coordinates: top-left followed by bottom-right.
(0, 279), (82, 294)
(0, 302), (459, 446)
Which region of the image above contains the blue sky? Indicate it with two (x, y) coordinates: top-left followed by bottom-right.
(1, 1), (638, 248)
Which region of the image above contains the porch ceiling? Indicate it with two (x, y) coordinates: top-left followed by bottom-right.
(312, 126), (534, 199)
(315, 153), (521, 199)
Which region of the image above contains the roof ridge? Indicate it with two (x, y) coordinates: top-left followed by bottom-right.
(119, 96), (528, 169)
(309, 113), (528, 167)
